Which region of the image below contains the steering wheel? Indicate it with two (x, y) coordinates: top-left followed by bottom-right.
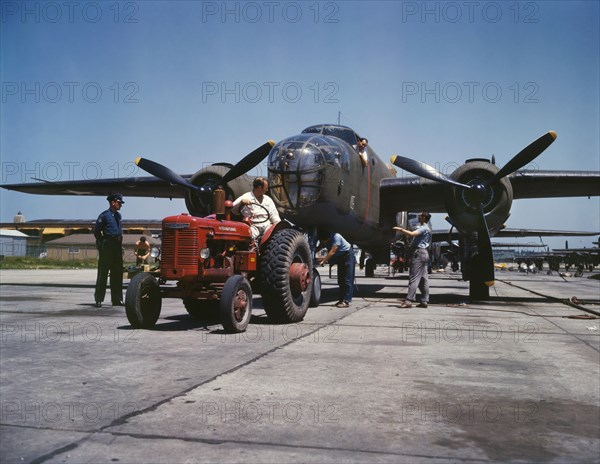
(242, 201), (271, 224)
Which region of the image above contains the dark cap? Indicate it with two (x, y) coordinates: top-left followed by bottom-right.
(107, 193), (125, 204)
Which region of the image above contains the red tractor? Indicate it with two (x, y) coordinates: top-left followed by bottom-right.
(125, 198), (316, 333)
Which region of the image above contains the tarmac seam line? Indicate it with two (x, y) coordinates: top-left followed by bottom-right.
(494, 281), (600, 353)
(95, 300), (374, 431)
(98, 429), (491, 463)
(13, 305), (371, 464)
(28, 442), (80, 464)
(496, 279), (600, 317)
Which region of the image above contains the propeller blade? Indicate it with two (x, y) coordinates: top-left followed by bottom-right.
(221, 141), (276, 184)
(477, 203), (496, 285)
(135, 157), (202, 191)
(390, 155), (470, 189)
(490, 131), (557, 183)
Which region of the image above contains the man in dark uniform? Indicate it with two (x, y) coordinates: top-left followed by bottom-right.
(94, 193), (125, 307)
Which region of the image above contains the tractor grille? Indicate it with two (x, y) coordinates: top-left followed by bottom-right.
(162, 229), (198, 269)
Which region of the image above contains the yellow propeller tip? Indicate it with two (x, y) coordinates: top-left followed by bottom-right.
(549, 131), (557, 140)
(390, 155), (397, 163)
(485, 281), (496, 287)
(268, 140), (276, 147)
(135, 157), (141, 165)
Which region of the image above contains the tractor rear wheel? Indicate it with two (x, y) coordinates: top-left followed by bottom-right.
(260, 228), (313, 323)
(125, 273), (162, 329)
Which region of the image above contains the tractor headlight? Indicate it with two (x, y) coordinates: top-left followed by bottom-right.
(150, 247), (161, 259)
(200, 248), (210, 259)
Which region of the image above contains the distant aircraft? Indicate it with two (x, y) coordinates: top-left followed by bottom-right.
(3, 124), (599, 299)
(517, 238), (600, 275)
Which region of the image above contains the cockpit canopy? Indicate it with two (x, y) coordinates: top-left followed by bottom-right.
(266, 125), (363, 212)
(267, 133), (350, 169)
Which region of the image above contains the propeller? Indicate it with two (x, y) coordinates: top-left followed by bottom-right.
(390, 155), (470, 189)
(391, 131), (558, 285)
(136, 140), (276, 194)
(221, 141), (275, 184)
(488, 131), (556, 184)
(135, 157), (203, 191)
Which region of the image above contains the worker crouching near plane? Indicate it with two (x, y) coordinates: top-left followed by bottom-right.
(394, 212), (432, 308)
(317, 231), (355, 308)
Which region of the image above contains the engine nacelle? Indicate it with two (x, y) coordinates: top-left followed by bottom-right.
(445, 159), (513, 234)
(184, 164), (253, 217)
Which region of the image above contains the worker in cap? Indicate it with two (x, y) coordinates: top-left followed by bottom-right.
(93, 193), (125, 307)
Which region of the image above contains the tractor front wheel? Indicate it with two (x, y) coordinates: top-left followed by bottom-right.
(220, 275), (253, 333)
(125, 273), (162, 329)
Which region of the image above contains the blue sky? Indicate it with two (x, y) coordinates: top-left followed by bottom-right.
(1, 0), (599, 249)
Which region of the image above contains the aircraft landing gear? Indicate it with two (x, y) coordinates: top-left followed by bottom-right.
(469, 279), (490, 300)
(467, 254), (490, 301)
(365, 259), (376, 278)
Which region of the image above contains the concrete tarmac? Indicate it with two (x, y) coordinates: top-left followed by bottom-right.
(1, 267), (599, 463)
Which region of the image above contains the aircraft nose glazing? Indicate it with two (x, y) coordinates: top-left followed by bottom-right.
(267, 139), (326, 211)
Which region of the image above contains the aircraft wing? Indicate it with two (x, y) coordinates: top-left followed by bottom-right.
(493, 228), (600, 237)
(380, 170), (600, 213)
(0, 176), (191, 198)
(509, 170), (600, 198)
(431, 228), (599, 242)
(0, 219), (162, 229)
(0, 219), (164, 238)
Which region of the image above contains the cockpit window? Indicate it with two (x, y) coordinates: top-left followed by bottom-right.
(270, 134), (346, 166)
(302, 125), (358, 148)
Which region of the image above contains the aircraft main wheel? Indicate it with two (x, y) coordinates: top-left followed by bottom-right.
(260, 228), (313, 323)
(365, 259), (376, 278)
(126, 273), (162, 329)
(309, 268), (321, 307)
(220, 275), (252, 333)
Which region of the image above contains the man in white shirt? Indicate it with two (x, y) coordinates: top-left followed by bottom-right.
(232, 177), (281, 240)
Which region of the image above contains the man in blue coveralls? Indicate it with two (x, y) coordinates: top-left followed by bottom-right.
(317, 231), (356, 308)
(93, 193), (125, 307)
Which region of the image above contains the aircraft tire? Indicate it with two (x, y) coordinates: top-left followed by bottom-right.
(220, 275), (252, 333)
(365, 259), (376, 278)
(309, 268), (321, 308)
(260, 228), (313, 323)
(467, 254), (490, 300)
(125, 272), (162, 329)
(469, 279), (490, 300)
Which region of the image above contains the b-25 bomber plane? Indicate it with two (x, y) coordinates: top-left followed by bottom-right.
(3, 124), (599, 299)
